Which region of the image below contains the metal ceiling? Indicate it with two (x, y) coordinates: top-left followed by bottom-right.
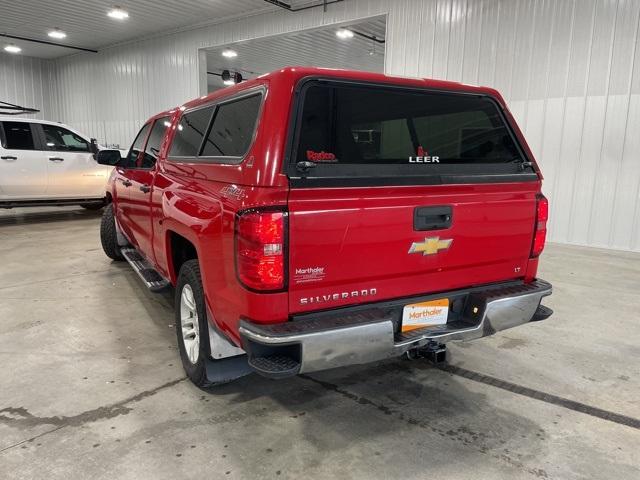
(0, 0), (281, 59)
(206, 16), (386, 90)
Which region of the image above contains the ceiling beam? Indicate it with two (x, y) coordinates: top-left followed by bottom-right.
(262, 1), (385, 43)
(0, 33), (98, 53)
(263, 0), (344, 13)
(352, 30), (385, 44)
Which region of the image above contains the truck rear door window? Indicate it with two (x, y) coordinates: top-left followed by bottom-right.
(1, 122), (35, 150)
(290, 81), (533, 183)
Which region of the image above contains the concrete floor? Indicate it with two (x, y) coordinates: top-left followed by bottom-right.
(0, 206), (638, 480)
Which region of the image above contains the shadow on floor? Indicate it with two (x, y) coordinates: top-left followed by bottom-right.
(0, 207), (103, 226)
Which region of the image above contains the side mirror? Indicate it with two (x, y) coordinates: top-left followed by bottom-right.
(96, 149), (122, 166)
(89, 138), (99, 154)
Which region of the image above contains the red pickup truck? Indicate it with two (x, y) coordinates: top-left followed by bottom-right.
(97, 67), (552, 387)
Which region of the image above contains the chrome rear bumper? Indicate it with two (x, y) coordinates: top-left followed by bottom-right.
(239, 279), (552, 377)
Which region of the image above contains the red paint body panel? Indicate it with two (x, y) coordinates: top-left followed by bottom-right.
(106, 67), (547, 347)
(287, 182), (539, 313)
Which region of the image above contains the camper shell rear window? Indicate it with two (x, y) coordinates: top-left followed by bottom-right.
(287, 79), (537, 186)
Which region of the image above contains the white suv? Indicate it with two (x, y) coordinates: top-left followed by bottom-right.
(0, 117), (115, 209)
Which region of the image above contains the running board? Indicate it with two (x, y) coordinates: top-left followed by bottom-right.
(0, 198), (104, 209)
(120, 247), (170, 292)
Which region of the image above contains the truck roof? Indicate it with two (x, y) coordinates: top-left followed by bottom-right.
(177, 66), (506, 114)
(0, 116), (96, 144)
(0, 116), (71, 126)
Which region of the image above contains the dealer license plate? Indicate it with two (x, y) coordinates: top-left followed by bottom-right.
(401, 298), (449, 332)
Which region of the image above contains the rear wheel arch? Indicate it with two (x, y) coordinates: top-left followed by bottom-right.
(167, 230), (199, 284)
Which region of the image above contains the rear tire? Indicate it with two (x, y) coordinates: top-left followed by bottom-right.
(100, 203), (123, 261)
(175, 260), (224, 389)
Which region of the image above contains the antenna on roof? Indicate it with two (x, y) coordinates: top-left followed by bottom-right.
(0, 100), (40, 115)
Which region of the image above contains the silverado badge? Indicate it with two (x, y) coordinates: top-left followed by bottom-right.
(408, 237), (453, 256)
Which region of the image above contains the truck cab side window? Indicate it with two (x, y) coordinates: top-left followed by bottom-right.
(41, 125), (90, 152)
(124, 123), (151, 168)
(1, 122), (35, 150)
(141, 117), (171, 169)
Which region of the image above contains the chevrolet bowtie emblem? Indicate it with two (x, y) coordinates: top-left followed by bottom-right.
(408, 237), (453, 256)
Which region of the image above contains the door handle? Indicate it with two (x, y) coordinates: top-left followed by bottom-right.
(122, 179), (132, 187)
(49, 157), (64, 162)
(1, 155), (18, 160)
(414, 206), (453, 231)
(139, 184), (151, 193)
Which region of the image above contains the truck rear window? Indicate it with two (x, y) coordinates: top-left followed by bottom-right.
(289, 80), (533, 184)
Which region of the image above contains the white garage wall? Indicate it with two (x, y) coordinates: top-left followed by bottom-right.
(40, 0), (640, 251)
(384, 0), (640, 252)
(0, 53), (56, 120)
(47, 1), (389, 147)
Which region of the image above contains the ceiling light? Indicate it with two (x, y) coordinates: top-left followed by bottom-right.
(336, 28), (354, 39)
(222, 49), (237, 58)
(4, 44), (21, 54)
(48, 28), (67, 39)
(107, 7), (129, 20)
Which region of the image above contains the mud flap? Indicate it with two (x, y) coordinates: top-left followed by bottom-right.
(204, 314), (253, 384)
(205, 355), (253, 384)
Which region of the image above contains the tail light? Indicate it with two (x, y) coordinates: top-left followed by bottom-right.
(531, 194), (548, 258)
(236, 209), (287, 291)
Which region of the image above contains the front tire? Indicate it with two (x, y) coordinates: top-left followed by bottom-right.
(175, 260), (218, 388)
(100, 203), (123, 261)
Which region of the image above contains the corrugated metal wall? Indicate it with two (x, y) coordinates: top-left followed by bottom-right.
(0, 53), (55, 119)
(47, 1), (389, 147)
(6, 0), (640, 251)
(385, 0), (640, 252)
